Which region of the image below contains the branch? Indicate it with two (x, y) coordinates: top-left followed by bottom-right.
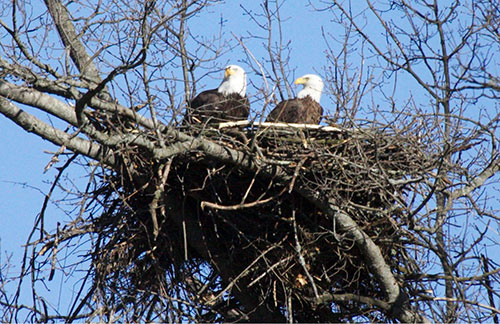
(0, 81), (78, 126)
(295, 190), (431, 323)
(429, 296), (500, 315)
(449, 154), (500, 201)
(75, 48), (146, 125)
(200, 186), (286, 211)
(0, 82), (161, 160)
(314, 292), (391, 310)
(0, 96), (114, 165)
(43, 0), (106, 88)
(218, 120), (343, 131)
(333, 0), (439, 102)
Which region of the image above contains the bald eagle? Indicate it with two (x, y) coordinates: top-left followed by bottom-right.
(184, 65), (250, 124)
(266, 74), (324, 124)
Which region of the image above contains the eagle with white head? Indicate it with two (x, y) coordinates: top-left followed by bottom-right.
(184, 65), (250, 124)
(266, 74), (324, 124)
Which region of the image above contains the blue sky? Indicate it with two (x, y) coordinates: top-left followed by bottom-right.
(1, 0), (499, 319)
(0, 0), (347, 314)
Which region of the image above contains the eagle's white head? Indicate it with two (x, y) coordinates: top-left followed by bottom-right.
(295, 74), (324, 103)
(217, 65), (247, 97)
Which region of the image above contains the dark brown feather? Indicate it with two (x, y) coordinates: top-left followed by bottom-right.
(184, 89), (250, 124)
(266, 96), (323, 124)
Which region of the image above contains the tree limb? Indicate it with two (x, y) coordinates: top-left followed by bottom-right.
(43, 0), (106, 89)
(0, 96), (113, 165)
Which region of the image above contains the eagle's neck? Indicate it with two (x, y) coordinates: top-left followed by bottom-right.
(218, 75), (247, 97)
(298, 87), (321, 103)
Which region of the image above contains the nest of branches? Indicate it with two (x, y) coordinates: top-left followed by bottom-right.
(63, 119), (435, 321)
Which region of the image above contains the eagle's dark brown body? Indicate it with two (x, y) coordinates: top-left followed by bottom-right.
(184, 90), (250, 124)
(266, 96), (323, 124)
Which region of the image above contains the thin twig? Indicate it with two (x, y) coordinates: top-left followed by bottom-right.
(201, 186), (286, 211)
(292, 210), (319, 300)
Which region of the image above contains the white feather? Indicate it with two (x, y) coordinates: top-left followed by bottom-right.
(296, 74), (323, 103)
(217, 65), (247, 97)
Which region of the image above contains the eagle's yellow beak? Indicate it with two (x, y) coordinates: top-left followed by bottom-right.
(225, 67), (234, 78)
(294, 77), (306, 85)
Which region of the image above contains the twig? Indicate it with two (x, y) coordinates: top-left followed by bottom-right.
(218, 120), (344, 132)
(48, 222), (59, 281)
(482, 254), (499, 324)
(200, 186), (286, 211)
(292, 210), (319, 300)
(288, 155), (310, 193)
(207, 244), (280, 304)
(429, 296), (500, 315)
(247, 256), (294, 288)
(149, 158), (173, 239)
(313, 292), (391, 310)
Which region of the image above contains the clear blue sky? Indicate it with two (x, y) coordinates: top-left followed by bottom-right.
(1, 0), (497, 319)
(0, 1), (347, 313)
(1, 0), (350, 260)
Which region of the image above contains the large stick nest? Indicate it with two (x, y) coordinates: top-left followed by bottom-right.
(58, 120), (436, 321)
